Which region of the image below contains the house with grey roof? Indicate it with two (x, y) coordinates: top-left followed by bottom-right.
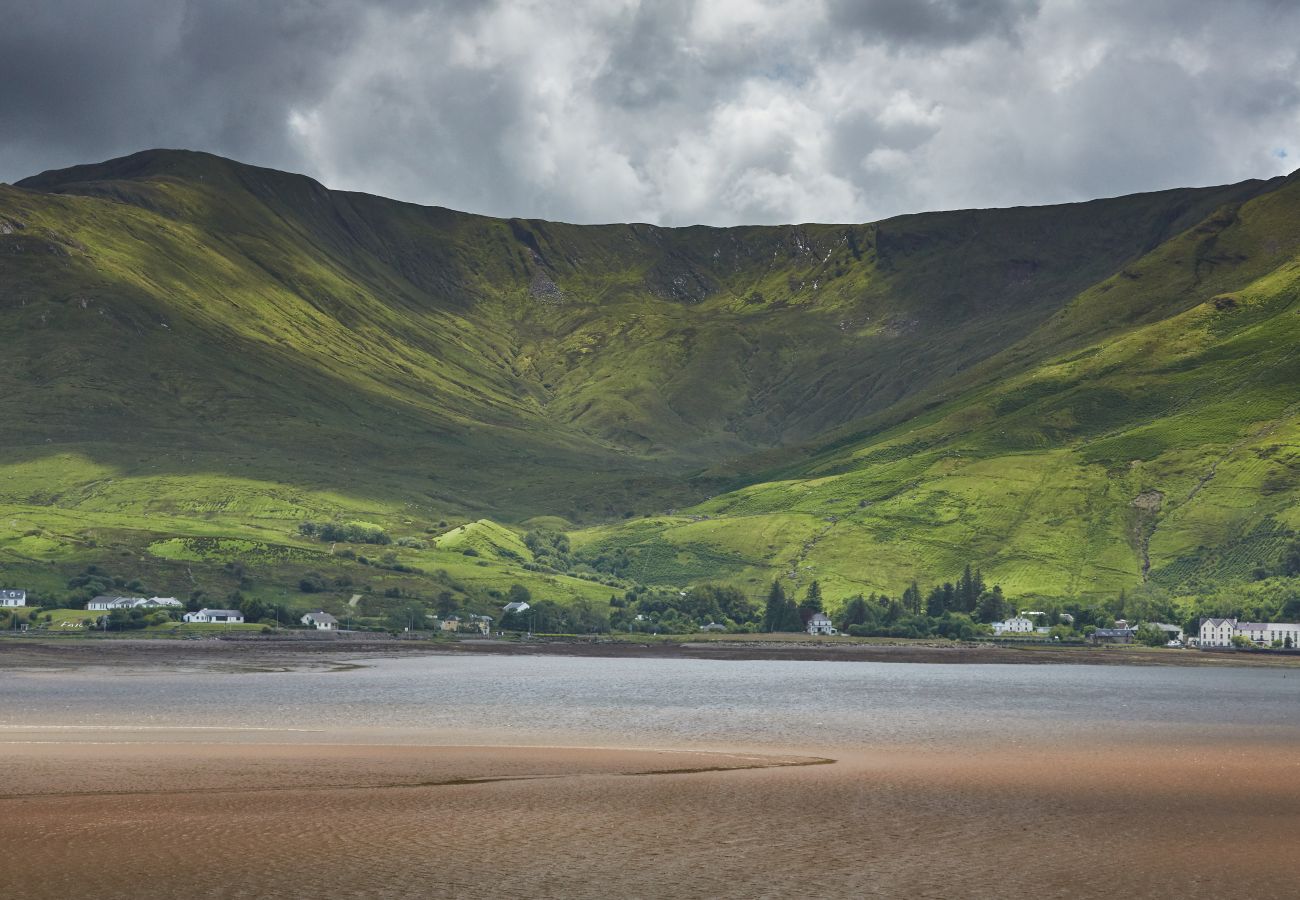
(1, 589), (26, 608)
(806, 612), (837, 635)
(302, 610), (339, 630)
(182, 608), (244, 624)
(1089, 627), (1136, 644)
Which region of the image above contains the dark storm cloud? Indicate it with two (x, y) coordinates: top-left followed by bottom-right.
(2, 0), (1298, 225)
(826, 0), (1040, 46)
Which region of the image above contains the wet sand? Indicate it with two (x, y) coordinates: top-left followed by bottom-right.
(1, 728), (1297, 899)
(6, 635), (1299, 669)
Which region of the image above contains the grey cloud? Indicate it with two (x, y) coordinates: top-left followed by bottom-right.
(2, 0), (1298, 227)
(826, 0), (1041, 47)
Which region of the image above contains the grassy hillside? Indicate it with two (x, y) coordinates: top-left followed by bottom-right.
(576, 171), (1300, 607)
(1, 148), (1297, 618)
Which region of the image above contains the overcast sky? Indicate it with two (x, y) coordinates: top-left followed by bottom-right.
(2, 0), (1298, 225)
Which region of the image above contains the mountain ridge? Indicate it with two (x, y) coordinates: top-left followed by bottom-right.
(3, 148), (1299, 616)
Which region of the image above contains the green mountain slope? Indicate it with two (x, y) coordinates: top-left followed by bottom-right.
(576, 171), (1300, 604)
(1, 148), (1296, 614)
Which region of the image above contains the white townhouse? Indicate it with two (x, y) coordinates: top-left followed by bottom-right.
(806, 612), (837, 635)
(1, 589), (26, 608)
(301, 611), (339, 630)
(1200, 618), (1236, 647)
(183, 608), (245, 624)
(1200, 617), (1300, 648)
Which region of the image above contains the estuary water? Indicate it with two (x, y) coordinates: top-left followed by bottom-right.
(4, 652), (1298, 750)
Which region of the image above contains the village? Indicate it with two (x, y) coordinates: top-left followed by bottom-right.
(3, 586), (1299, 651)
(1, 589), (494, 636)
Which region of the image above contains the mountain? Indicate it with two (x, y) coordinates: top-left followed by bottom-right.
(2, 149), (1297, 613)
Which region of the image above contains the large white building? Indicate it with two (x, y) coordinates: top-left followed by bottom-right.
(806, 612), (837, 635)
(1, 589), (26, 608)
(86, 596), (182, 611)
(1200, 617), (1300, 648)
(992, 615), (1036, 635)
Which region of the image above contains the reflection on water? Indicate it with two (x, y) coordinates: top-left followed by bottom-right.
(4, 654), (1298, 749)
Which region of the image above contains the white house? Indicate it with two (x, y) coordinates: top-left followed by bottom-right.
(1, 589), (26, 608)
(1200, 617), (1236, 647)
(87, 595), (181, 611)
(806, 612), (837, 635)
(502, 601), (531, 615)
(1199, 617), (1300, 648)
(467, 614), (492, 635)
(301, 611), (338, 630)
(992, 615), (1036, 635)
(183, 608), (244, 624)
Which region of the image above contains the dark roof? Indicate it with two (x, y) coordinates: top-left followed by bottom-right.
(197, 609), (242, 617)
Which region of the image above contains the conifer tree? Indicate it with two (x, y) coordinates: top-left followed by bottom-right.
(797, 580), (824, 624)
(762, 580), (787, 632)
(781, 596), (805, 632)
(902, 580), (922, 615)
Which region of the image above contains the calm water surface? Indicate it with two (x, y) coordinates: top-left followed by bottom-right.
(4, 654), (1299, 750)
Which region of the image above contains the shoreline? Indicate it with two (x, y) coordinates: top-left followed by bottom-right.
(4, 633), (1299, 669)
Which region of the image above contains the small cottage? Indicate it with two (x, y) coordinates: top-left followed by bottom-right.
(301, 611), (339, 631)
(0, 589), (26, 608)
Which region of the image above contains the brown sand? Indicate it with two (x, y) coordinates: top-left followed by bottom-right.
(6, 635), (1300, 669)
(1, 729), (1297, 899)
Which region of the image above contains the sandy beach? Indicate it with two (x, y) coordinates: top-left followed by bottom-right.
(1, 729), (1297, 899)
(3, 642), (1298, 898)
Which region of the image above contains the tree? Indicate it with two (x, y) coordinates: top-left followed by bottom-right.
(975, 586), (1010, 624)
(797, 581), (824, 624)
(839, 595), (870, 630)
(387, 603), (427, 633)
(901, 581), (922, 616)
(1134, 622), (1167, 647)
(239, 595), (268, 624)
(762, 581), (788, 632)
(507, 584), (532, 606)
(779, 595), (805, 632)
(1281, 538), (1300, 577)
(436, 591), (459, 618)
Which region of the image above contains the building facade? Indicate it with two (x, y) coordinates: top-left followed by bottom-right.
(992, 616), (1036, 635)
(806, 612), (837, 635)
(86, 596), (182, 611)
(1199, 617), (1300, 648)
(1, 589), (26, 608)
(301, 611), (339, 630)
(183, 608), (245, 624)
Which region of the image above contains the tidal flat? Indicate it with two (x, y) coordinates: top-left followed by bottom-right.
(2, 647), (1298, 898)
